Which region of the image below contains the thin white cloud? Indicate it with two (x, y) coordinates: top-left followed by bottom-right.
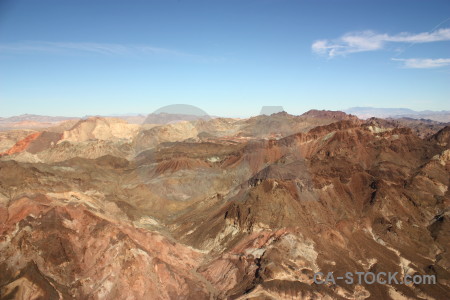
(312, 28), (450, 57)
(392, 58), (450, 69)
(0, 41), (200, 59)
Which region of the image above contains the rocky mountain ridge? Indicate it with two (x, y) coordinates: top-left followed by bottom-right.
(0, 110), (449, 299)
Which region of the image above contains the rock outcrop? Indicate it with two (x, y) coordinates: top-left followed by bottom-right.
(0, 111), (449, 299)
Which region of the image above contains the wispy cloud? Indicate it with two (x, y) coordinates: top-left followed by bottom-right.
(0, 41), (203, 59)
(312, 28), (450, 57)
(392, 58), (450, 69)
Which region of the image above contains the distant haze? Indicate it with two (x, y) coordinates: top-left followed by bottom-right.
(2, 107), (450, 123)
(1, 1), (449, 117)
(260, 106), (285, 115)
(345, 107), (450, 122)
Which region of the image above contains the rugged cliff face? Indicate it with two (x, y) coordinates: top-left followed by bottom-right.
(0, 112), (449, 299)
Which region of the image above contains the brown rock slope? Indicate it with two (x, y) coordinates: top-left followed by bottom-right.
(171, 121), (450, 299)
(0, 112), (449, 299)
(0, 130), (37, 153)
(0, 195), (212, 299)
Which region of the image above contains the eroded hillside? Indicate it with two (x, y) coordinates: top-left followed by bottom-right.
(0, 111), (449, 299)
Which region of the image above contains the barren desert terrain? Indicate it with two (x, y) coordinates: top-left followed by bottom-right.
(0, 110), (449, 299)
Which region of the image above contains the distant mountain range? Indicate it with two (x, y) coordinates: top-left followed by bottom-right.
(345, 107), (450, 122)
(0, 114), (79, 123)
(1, 108), (450, 130)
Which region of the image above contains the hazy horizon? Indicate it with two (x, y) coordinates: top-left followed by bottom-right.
(1, 105), (450, 120)
(1, 0), (449, 117)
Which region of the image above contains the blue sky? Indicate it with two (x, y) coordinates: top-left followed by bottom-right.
(0, 0), (449, 117)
